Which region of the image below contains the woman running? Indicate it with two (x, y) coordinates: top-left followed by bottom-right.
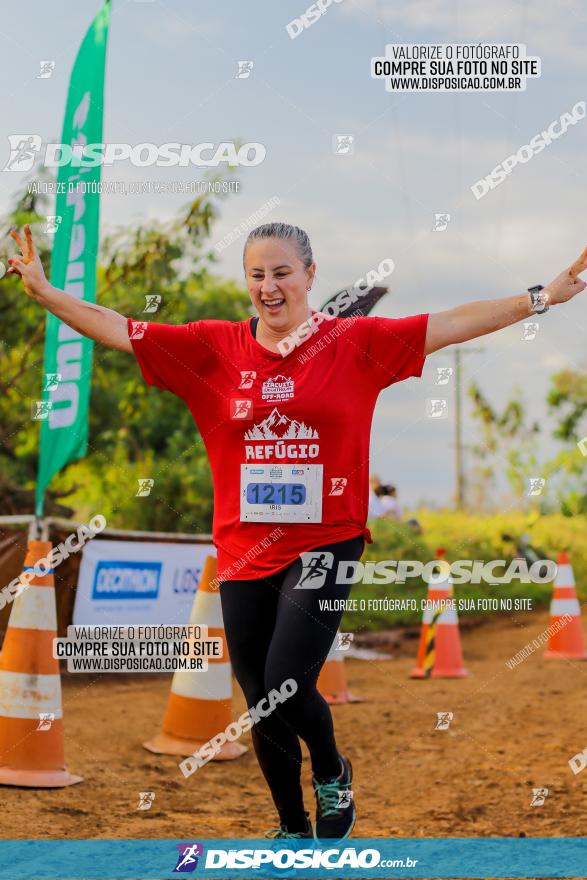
(8, 222), (587, 840)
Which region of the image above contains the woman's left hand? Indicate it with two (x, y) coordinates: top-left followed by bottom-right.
(544, 246), (587, 305)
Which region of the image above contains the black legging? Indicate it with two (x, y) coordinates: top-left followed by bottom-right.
(219, 535), (364, 830)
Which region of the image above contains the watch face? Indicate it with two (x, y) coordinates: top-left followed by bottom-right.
(530, 290), (547, 313)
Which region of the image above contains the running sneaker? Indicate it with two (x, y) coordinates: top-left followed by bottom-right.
(312, 753), (356, 840)
(264, 811), (314, 839)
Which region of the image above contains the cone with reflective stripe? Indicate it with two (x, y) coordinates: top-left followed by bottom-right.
(410, 549), (468, 678)
(143, 556), (247, 759)
(544, 551), (587, 659)
(0, 541), (83, 787)
(317, 630), (363, 704)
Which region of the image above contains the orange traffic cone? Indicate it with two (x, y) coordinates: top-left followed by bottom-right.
(544, 551), (587, 659)
(144, 556), (247, 759)
(411, 549), (468, 679)
(0, 540), (82, 787)
(317, 630), (363, 704)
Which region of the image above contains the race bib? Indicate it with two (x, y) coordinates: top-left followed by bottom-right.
(240, 464), (323, 523)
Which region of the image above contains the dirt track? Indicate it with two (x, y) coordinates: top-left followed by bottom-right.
(3, 609), (587, 843)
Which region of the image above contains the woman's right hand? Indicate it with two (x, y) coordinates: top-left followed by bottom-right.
(8, 224), (51, 301)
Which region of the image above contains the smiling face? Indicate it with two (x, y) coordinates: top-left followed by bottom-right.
(244, 237), (316, 337)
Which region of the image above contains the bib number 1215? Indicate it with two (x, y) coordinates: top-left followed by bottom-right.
(240, 464), (323, 523)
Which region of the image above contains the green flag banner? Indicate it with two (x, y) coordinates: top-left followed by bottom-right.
(36, 0), (111, 517)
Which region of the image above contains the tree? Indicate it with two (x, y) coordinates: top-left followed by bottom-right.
(0, 172), (251, 532)
(545, 365), (587, 516)
(467, 382), (542, 510)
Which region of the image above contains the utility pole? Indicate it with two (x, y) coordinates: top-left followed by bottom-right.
(453, 346), (484, 509)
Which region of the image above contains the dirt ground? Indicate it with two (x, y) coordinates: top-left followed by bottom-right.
(3, 609), (587, 847)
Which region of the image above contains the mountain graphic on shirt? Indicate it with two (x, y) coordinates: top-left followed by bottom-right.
(244, 407), (319, 440)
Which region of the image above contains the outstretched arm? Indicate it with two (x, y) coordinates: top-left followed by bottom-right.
(424, 247), (587, 355)
(8, 224), (132, 353)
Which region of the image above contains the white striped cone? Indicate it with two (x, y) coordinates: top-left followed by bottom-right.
(143, 556), (247, 759)
(317, 630), (363, 704)
(544, 551), (587, 659)
(0, 541), (82, 787)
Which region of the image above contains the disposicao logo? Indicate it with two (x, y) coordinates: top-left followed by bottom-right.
(173, 842), (204, 872)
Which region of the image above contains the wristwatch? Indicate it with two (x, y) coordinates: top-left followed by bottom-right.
(528, 285), (550, 314)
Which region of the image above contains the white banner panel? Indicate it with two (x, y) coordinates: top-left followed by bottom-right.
(73, 540), (216, 626)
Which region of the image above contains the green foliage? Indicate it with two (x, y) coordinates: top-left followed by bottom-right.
(467, 363), (587, 514)
(547, 369), (587, 441)
(467, 382), (541, 502)
(0, 175), (251, 527)
(343, 510), (587, 631)
(545, 367), (587, 514)
(0, 180), (55, 495)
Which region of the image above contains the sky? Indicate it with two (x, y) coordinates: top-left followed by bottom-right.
(1, 0), (587, 511)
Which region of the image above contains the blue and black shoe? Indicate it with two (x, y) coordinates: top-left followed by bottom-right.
(312, 753), (356, 840)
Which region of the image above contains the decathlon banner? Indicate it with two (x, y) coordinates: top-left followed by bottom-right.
(73, 540), (215, 626)
(35, 0), (112, 516)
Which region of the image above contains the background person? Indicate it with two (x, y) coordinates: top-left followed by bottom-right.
(378, 484), (403, 520)
(380, 484), (423, 533)
(368, 474), (385, 518)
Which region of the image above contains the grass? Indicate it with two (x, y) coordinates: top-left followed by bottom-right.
(340, 511), (587, 632)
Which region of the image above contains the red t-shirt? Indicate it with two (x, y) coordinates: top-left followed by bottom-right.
(127, 311), (429, 581)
